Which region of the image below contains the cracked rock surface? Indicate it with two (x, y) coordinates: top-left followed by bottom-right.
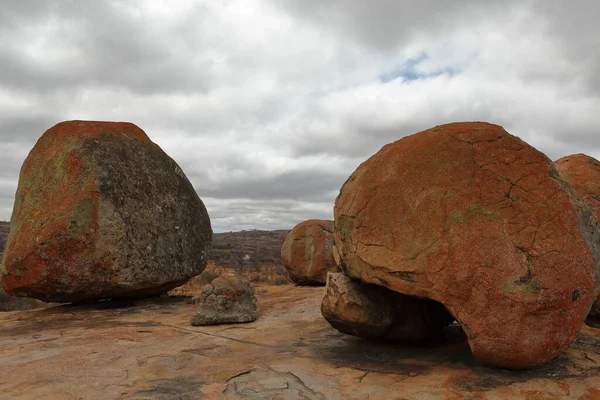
(1, 285), (600, 399)
(322, 272), (454, 342)
(334, 122), (600, 368)
(281, 219), (340, 285)
(555, 153), (600, 319)
(1, 120), (212, 302)
(191, 271), (257, 326)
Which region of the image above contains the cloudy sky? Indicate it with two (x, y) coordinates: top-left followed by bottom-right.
(1, 1), (598, 232)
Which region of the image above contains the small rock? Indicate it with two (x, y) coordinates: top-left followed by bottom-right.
(190, 271), (257, 326)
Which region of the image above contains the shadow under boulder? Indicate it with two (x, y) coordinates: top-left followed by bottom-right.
(322, 272), (455, 343)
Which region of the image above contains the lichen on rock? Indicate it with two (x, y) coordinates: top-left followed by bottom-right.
(1, 120), (212, 302)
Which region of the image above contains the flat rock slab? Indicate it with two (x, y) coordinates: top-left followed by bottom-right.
(1, 286), (599, 400)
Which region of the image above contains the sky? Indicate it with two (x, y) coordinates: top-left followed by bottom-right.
(0, 1), (599, 232)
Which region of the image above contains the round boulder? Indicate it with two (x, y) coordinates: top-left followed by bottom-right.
(1, 120), (212, 302)
(281, 219), (340, 285)
(334, 122), (600, 368)
(555, 153), (600, 318)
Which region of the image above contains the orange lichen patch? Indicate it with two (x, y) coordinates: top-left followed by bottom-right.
(581, 388), (600, 400)
(519, 389), (563, 400)
(2, 127), (102, 299)
(334, 122), (600, 368)
(39, 120), (151, 143)
(557, 381), (571, 395)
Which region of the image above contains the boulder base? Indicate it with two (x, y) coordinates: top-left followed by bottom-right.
(1, 120), (212, 302)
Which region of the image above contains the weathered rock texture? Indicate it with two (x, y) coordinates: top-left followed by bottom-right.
(555, 153), (600, 318)
(281, 219), (340, 285)
(0, 286), (45, 312)
(334, 121), (600, 369)
(1, 120), (212, 302)
(2, 286), (600, 399)
(190, 271), (257, 325)
(322, 272), (454, 343)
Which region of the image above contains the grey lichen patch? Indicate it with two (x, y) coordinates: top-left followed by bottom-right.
(80, 132), (212, 292)
(69, 198), (95, 237)
(449, 205), (496, 224)
(337, 214), (355, 241)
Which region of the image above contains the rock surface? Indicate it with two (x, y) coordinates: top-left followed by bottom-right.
(1, 286), (600, 399)
(334, 122), (600, 368)
(191, 271), (257, 326)
(0, 285), (46, 312)
(322, 272), (454, 343)
(1, 120), (212, 302)
(281, 219), (340, 285)
(555, 153), (600, 318)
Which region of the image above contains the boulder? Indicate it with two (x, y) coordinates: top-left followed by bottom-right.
(281, 219), (340, 285)
(1, 121), (212, 302)
(334, 121), (600, 369)
(322, 272), (454, 342)
(190, 271), (257, 326)
(555, 154), (600, 318)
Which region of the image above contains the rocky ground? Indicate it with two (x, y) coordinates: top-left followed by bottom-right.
(1, 285), (600, 400)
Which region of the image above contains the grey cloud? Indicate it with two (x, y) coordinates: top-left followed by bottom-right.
(191, 169), (347, 203)
(0, 0), (216, 95)
(275, 0), (519, 51)
(204, 198), (333, 233)
(529, 0), (600, 95)
(0, 115), (59, 143)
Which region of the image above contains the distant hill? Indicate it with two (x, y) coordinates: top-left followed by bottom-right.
(210, 229), (289, 267)
(208, 229), (291, 285)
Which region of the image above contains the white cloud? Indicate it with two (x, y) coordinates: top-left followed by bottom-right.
(0, 0), (598, 230)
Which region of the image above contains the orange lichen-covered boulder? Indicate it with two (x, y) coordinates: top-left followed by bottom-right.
(1, 121), (212, 302)
(281, 219), (340, 285)
(555, 154), (600, 318)
(334, 122), (600, 369)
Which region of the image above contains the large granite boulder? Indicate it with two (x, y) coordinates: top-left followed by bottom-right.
(190, 271), (257, 326)
(281, 219), (340, 285)
(334, 122), (600, 369)
(555, 153), (600, 318)
(1, 120), (212, 302)
(322, 272), (454, 343)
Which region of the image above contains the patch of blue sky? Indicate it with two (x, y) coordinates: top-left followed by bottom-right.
(380, 53), (459, 83)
